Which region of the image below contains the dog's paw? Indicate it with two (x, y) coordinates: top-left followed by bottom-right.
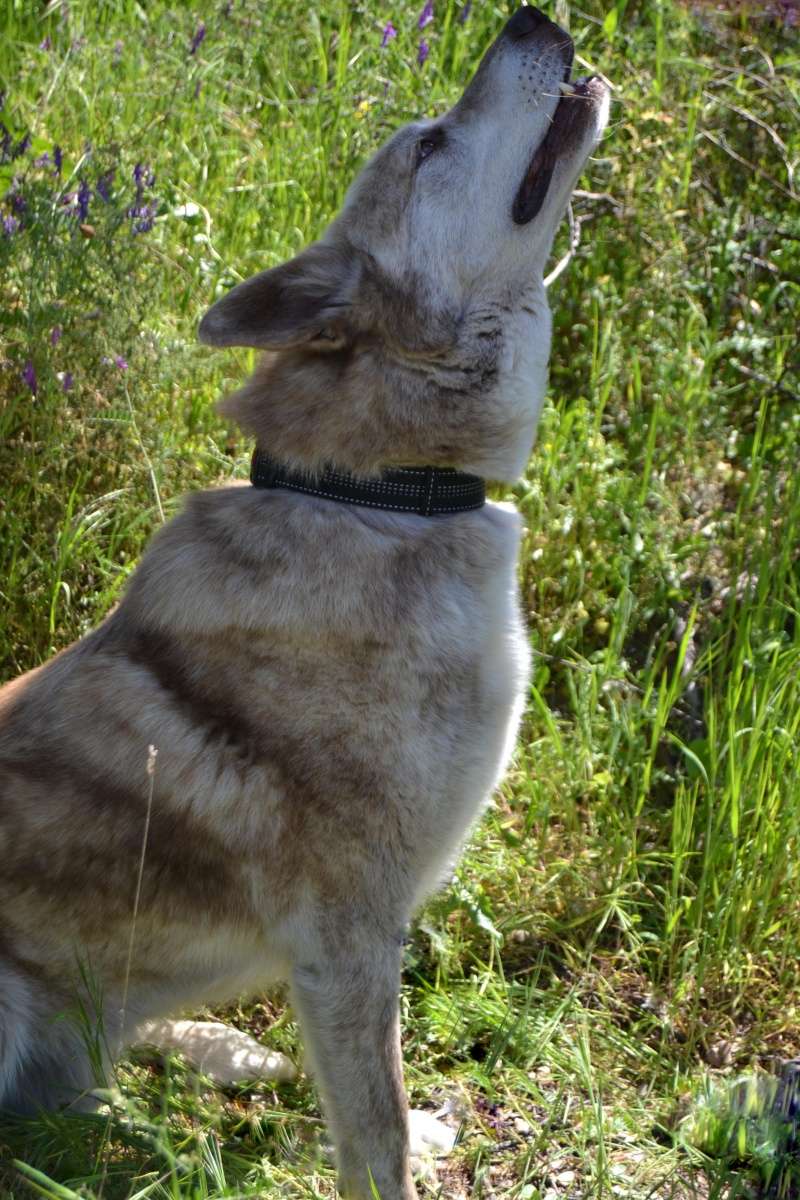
(135, 1019), (296, 1087)
(408, 1108), (457, 1158)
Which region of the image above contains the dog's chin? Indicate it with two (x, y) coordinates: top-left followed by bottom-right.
(512, 76), (608, 225)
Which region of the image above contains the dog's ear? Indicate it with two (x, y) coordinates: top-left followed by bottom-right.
(198, 242), (358, 350)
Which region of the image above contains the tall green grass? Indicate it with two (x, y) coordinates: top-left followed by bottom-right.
(1, 0), (799, 1195)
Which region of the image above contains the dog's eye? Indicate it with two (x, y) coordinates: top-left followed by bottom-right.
(416, 131), (444, 166)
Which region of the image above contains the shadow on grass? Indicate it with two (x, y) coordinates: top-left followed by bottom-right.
(0, 1069), (324, 1200)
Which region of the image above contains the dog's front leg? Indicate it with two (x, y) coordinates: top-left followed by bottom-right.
(291, 933), (416, 1200)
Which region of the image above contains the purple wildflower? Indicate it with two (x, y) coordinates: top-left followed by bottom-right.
(381, 20), (397, 46)
(96, 169), (114, 202)
(1, 127), (11, 161)
(10, 192), (26, 215)
(128, 163), (158, 231)
(39, 36), (52, 51)
(12, 133), (31, 160)
(133, 162), (155, 191)
(417, 38), (430, 66)
(2, 215), (19, 236)
(131, 202), (156, 234)
(458, 0), (471, 22)
(189, 22), (206, 54)
(115, 355), (128, 370)
(62, 372), (74, 392)
(22, 361), (37, 395)
(113, 39), (124, 64)
(34, 151), (51, 167)
(53, 144), (63, 174)
(418, 1), (433, 29)
(76, 179), (91, 221)
(50, 326), (63, 347)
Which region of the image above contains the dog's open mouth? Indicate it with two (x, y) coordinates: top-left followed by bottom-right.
(512, 75), (606, 225)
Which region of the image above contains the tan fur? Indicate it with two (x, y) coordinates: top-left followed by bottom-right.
(0, 9), (609, 1197)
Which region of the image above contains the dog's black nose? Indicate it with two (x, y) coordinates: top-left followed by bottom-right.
(506, 6), (550, 38)
(504, 6), (574, 70)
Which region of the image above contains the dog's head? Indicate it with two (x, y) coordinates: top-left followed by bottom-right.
(200, 7), (610, 481)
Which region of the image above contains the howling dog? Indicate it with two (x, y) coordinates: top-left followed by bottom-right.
(0, 8), (609, 1198)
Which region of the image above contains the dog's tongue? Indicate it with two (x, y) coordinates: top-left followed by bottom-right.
(512, 79), (593, 225)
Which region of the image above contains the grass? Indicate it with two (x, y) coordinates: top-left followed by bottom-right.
(1, 0), (799, 1195)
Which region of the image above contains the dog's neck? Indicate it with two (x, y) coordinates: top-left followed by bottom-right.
(220, 288), (552, 485)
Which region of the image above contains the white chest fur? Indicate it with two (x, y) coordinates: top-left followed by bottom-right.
(397, 499), (530, 904)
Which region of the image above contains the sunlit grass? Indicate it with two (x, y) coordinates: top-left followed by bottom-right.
(1, 0), (799, 1195)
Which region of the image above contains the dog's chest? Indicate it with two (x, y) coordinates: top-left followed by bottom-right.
(120, 490), (530, 913)
(239, 498), (529, 893)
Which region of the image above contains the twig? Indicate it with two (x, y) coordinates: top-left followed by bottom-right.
(544, 190), (623, 288)
(572, 189), (624, 212)
(118, 745), (157, 1057)
(702, 91), (788, 154)
(545, 203), (581, 289)
(741, 251), (779, 274)
(731, 360), (800, 403)
(123, 382), (166, 525)
(701, 131), (799, 203)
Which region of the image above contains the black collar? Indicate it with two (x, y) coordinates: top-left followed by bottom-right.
(250, 450), (485, 517)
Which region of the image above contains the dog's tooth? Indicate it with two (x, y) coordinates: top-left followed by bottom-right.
(558, 81), (577, 95)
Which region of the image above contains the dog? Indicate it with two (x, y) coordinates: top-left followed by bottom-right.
(0, 8), (609, 1197)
